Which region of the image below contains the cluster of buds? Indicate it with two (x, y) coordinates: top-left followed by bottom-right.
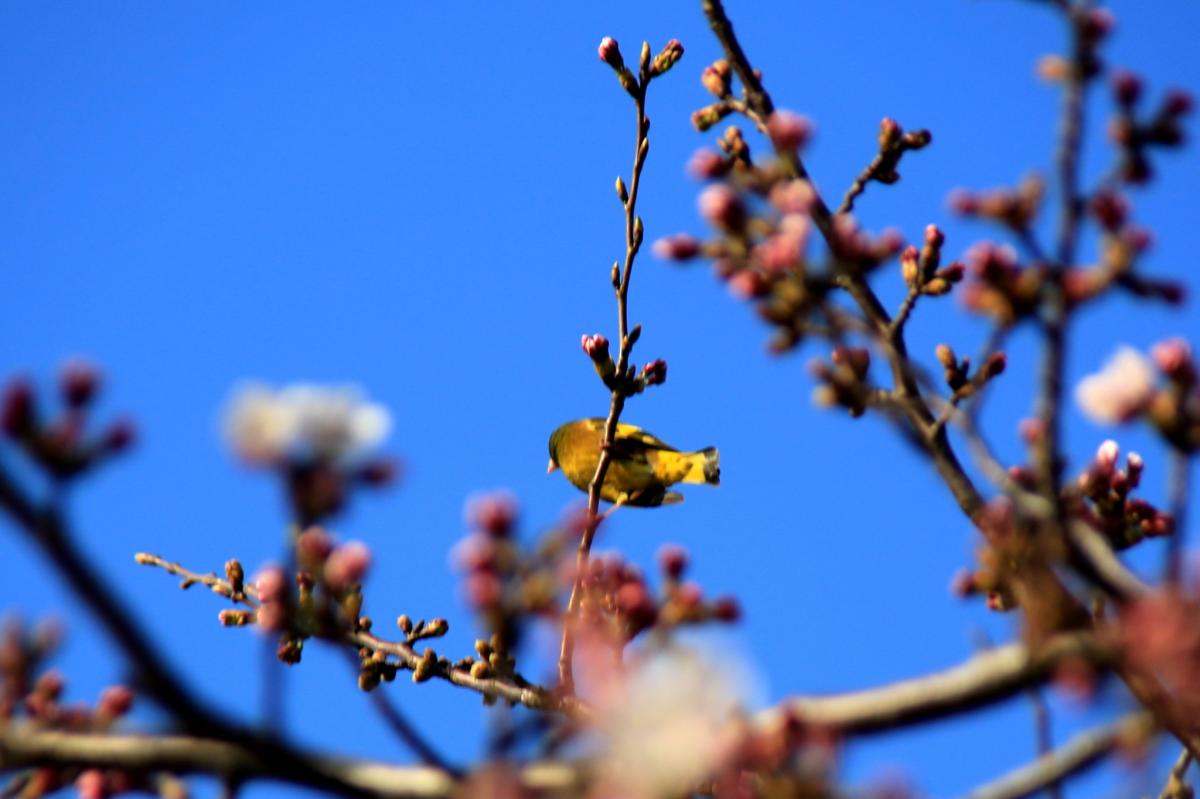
(453, 493), (561, 654)
(1074, 440), (1172, 550)
(658, 127), (906, 353)
(1108, 69), (1192, 184)
(575, 545), (740, 652)
(598, 37), (683, 100)
(1054, 189), (1184, 307)
(810, 347), (872, 418)
(951, 499), (1025, 612)
(458, 634), (517, 695)
(216, 530), (377, 665)
(359, 614), (449, 692)
(1145, 338), (1200, 453)
(862, 117), (933, 187)
(900, 225), (965, 297)
(956, 497), (1089, 646)
(581, 331), (668, 395)
(958, 242), (1042, 325)
(934, 344), (1007, 401)
(1035, 7), (1113, 83)
(1, 361), (133, 480)
(0, 620), (156, 799)
(828, 215), (905, 272)
(949, 174), (1044, 232)
(700, 59), (732, 99)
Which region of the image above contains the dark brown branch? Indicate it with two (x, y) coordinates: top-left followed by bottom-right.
(701, 0), (986, 524)
(0, 468), (390, 799)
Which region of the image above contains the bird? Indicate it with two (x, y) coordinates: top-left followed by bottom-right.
(546, 418), (719, 507)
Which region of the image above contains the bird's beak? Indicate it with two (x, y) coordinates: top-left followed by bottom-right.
(546, 458), (558, 474)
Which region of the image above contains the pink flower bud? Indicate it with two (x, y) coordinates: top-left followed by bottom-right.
(296, 527), (334, 566)
(948, 189), (979, 215)
(676, 581), (703, 608)
(949, 569), (977, 597)
(357, 459), (399, 487)
(1, 379), (35, 438)
(766, 110), (813, 151)
(324, 541), (372, 591)
(581, 333), (610, 361)
(1082, 9), (1115, 39)
(76, 769), (107, 799)
(97, 685), (134, 718)
(728, 269), (767, 299)
(698, 184), (745, 231)
(924, 224), (944, 248)
(467, 492), (517, 538)
(1111, 70), (1142, 106)
(466, 572), (502, 609)
(658, 544), (689, 579)
(1150, 337), (1193, 380)
(652, 234), (702, 261)
(687, 148), (727, 179)
(1164, 89), (1194, 116)
(598, 37), (623, 70)
(101, 418), (136, 454)
(767, 182), (813, 218)
(712, 595), (742, 622)
(59, 360), (101, 409)
(701, 61), (731, 97)
(641, 359), (668, 386)
(255, 566), (289, 604)
(1095, 439), (1120, 473)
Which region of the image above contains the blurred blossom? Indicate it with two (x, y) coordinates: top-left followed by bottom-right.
(1075, 347), (1155, 424)
(595, 648), (743, 797)
(224, 382), (391, 465)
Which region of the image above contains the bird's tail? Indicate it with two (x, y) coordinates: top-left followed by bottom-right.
(682, 447), (720, 485)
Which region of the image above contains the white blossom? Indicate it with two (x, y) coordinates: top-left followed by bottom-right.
(223, 382), (391, 465)
(1075, 346), (1155, 424)
(595, 648), (742, 797)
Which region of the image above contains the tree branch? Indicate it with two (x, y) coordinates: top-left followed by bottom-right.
(758, 632), (1110, 736)
(958, 713), (1153, 799)
(0, 725), (583, 799)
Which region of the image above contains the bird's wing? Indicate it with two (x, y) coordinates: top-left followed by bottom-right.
(610, 424), (678, 457)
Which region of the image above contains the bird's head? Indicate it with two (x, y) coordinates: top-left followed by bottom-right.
(546, 424), (566, 474)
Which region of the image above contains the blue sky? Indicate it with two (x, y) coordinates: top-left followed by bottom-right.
(2, 2), (1198, 796)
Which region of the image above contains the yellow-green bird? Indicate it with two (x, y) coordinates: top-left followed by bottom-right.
(547, 418), (720, 507)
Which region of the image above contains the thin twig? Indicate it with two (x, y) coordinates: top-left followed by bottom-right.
(134, 552), (587, 721)
(1165, 448), (1192, 585)
(958, 713), (1153, 799)
(1158, 747), (1194, 799)
(558, 56), (657, 691)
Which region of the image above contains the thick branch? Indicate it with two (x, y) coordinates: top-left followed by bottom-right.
(0, 726), (582, 799)
(758, 632), (1110, 736)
